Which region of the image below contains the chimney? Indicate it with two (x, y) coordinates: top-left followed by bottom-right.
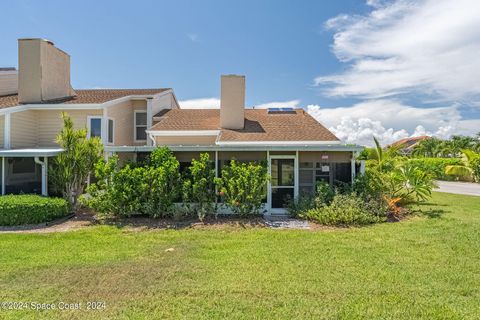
(0, 68), (18, 96)
(220, 75), (245, 130)
(18, 38), (76, 103)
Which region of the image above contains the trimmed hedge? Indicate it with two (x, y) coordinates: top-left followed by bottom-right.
(408, 158), (463, 180)
(0, 195), (70, 226)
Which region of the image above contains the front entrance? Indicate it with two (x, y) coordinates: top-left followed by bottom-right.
(268, 155), (297, 214)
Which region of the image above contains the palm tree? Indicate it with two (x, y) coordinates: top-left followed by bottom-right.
(445, 149), (480, 182)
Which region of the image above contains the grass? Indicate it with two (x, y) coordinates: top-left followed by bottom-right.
(0, 192), (479, 319)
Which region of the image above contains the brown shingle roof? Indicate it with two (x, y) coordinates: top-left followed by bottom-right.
(151, 109), (339, 142)
(0, 89), (169, 109)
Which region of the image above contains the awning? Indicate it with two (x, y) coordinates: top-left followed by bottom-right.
(0, 148), (63, 157)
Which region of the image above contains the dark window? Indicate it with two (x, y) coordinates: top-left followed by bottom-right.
(135, 112), (147, 141)
(107, 119), (114, 143)
(89, 118), (102, 138)
(12, 157), (36, 174)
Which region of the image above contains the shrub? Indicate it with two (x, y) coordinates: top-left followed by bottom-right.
(0, 195), (70, 226)
(83, 147), (182, 218)
(182, 153), (216, 221)
(408, 158), (463, 180)
(303, 193), (387, 226)
(215, 160), (269, 216)
(287, 181), (334, 217)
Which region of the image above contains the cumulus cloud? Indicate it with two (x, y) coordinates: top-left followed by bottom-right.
(179, 98), (220, 109)
(307, 100), (480, 146)
(254, 100), (300, 109)
(316, 0), (480, 103)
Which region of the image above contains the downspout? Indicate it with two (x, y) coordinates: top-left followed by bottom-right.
(34, 156), (48, 196)
(1, 157), (5, 195)
(148, 133), (157, 147)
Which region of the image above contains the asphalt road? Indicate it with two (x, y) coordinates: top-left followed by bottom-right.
(434, 181), (480, 196)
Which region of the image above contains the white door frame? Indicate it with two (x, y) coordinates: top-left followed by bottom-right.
(267, 154), (298, 215)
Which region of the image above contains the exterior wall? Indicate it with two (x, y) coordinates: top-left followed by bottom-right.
(155, 135), (217, 146)
(0, 69), (18, 96)
(218, 151), (266, 161)
(37, 109), (103, 147)
(106, 100), (135, 146)
(299, 151), (351, 163)
(0, 115), (4, 148)
(10, 109), (103, 148)
(10, 110), (37, 148)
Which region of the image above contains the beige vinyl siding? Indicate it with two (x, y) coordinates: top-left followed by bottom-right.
(106, 99), (147, 146)
(11, 110), (37, 148)
(37, 109), (103, 147)
(155, 135), (217, 146)
(10, 109), (103, 148)
(0, 115), (4, 148)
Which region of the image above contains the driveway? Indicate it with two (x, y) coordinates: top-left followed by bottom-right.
(434, 181), (480, 196)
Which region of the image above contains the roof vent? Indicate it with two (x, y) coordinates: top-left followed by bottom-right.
(267, 107), (296, 114)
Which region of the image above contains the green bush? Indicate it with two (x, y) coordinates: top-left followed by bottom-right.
(408, 158), (463, 180)
(304, 193), (387, 226)
(182, 153), (216, 221)
(0, 195), (70, 226)
(83, 147), (182, 218)
(215, 160), (269, 216)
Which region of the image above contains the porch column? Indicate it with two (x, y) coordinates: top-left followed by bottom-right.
(351, 152), (356, 181)
(294, 150), (299, 198)
(214, 150), (219, 202)
(266, 150), (271, 214)
(1, 157), (5, 195)
(360, 160), (366, 175)
(34, 157), (48, 196)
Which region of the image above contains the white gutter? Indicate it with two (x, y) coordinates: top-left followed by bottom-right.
(147, 130), (220, 136)
(34, 156), (48, 196)
(216, 140), (342, 146)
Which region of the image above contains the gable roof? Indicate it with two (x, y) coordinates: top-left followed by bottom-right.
(0, 88), (170, 109)
(151, 109), (339, 142)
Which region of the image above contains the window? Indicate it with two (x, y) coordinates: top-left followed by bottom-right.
(107, 119), (114, 144)
(88, 117), (102, 138)
(135, 111), (147, 141)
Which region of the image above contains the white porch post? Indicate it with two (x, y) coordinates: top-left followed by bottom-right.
(266, 150), (271, 214)
(1, 157), (5, 195)
(351, 151), (356, 181)
(294, 150), (299, 199)
(215, 150), (219, 203)
(34, 157), (48, 196)
(360, 160), (366, 175)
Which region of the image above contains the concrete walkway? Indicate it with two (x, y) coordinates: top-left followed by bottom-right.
(264, 216), (310, 229)
(434, 181), (480, 196)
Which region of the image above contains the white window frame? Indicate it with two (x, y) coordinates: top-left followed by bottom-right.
(106, 117), (115, 145)
(87, 116), (103, 139)
(134, 110), (148, 142)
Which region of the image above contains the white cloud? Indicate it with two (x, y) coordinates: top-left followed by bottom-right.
(179, 98), (220, 109)
(307, 100), (480, 146)
(254, 100), (300, 109)
(316, 0), (480, 103)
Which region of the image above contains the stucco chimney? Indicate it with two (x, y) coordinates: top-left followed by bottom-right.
(220, 75), (245, 130)
(0, 68), (18, 96)
(18, 38), (76, 103)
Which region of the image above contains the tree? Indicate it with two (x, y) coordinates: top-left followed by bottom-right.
(50, 113), (103, 209)
(445, 149), (480, 182)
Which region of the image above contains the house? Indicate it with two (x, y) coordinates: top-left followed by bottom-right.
(389, 136), (430, 155)
(0, 38), (363, 214)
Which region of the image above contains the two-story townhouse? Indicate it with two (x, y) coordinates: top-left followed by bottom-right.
(0, 38), (363, 215)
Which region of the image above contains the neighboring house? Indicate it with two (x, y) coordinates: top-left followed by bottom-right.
(0, 38), (363, 214)
(389, 136), (430, 155)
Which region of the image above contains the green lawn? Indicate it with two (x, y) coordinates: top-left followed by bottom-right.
(0, 193), (479, 319)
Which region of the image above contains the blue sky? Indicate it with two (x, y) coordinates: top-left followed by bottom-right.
(1, 0), (479, 145)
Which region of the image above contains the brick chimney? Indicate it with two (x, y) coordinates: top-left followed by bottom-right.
(18, 38), (76, 103)
(220, 75), (245, 130)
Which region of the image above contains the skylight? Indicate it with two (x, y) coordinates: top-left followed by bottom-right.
(267, 107), (296, 114)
